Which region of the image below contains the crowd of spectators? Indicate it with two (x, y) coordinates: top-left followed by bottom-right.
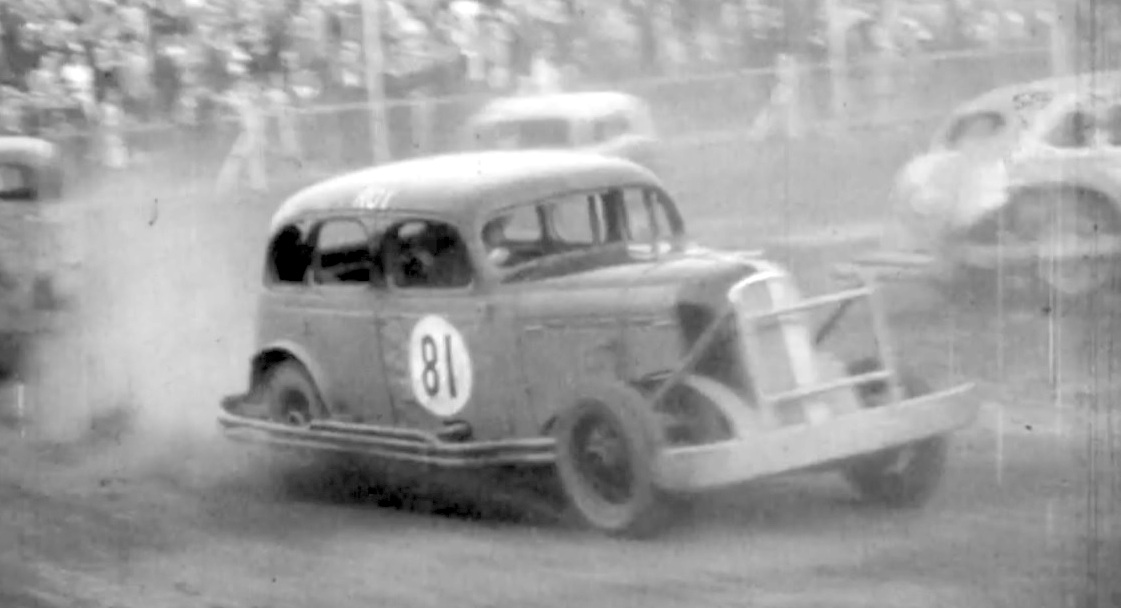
(0, 0), (1052, 160)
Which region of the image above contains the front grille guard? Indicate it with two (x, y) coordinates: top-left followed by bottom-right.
(648, 266), (905, 427)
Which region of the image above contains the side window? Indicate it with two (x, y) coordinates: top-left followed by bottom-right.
(267, 221), (313, 285)
(386, 219), (473, 290)
(1102, 104), (1121, 146)
(942, 111), (1006, 150)
(1045, 108), (1098, 149)
(547, 193), (605, 246)
(619, 188), (668, 242)
(500, 204), (543, 242)
(0, 163), (32, 200)
(593, 113), (631, 143)
(310, 218), (374, 285)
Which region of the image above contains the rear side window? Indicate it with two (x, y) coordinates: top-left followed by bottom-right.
(593, 113), (631, 143)
(485, 118), (572, 149)
(941, 111), (1007, 149)
(267, 221), (313, 285)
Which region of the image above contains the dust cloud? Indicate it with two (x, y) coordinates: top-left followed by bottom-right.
(21, 174), (271, 489)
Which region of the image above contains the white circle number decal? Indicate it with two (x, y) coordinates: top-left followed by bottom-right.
(408, 315), (473, 417)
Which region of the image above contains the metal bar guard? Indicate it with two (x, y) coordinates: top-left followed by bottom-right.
(731, 269), (906, 420)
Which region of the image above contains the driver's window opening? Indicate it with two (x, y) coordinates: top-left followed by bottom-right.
(387, 219), (473, 290)
(1047, 108), (1098, 149)
(1103, 104), (1121, 146)
(944, 111), (1005, 150)
(268, 221), (313, 285)
(311, 218), (375, 285)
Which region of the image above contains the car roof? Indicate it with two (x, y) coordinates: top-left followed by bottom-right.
(956, 71), (1121, 117)
(269, 149), (660, 234)
(0, 136), (58, 165)
(472, 91), (645, 123)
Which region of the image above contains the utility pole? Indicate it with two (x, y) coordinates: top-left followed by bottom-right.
(823, 0), (849, 126)
(1050, 0), (1073, 76)
(361, 0), (392, 165)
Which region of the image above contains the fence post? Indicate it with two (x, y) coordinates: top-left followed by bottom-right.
(409, 89), (433, 157)
(872, 45), (901, 127)
(824, 0), (851, 129)
(361, 0), (392, 165)
(1050, 0), (1072, 77)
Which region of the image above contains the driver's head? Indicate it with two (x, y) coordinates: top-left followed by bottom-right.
(483, 215), (509, 249)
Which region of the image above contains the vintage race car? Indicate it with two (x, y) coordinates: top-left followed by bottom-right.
(217, 150), (978, 537)
(0, 136), (74, 378)
(851, 71), (1121, 300)
(461, 91), (661, 174)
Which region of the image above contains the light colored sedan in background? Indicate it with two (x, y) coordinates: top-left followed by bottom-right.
(856, 71), (1121, 301)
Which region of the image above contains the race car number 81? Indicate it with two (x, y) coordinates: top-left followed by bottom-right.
(408, 315), (473, 417)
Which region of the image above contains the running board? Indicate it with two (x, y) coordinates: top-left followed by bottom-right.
(216, 410), (556, 468)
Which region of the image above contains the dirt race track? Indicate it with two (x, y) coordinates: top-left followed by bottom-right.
(1, 130), (1119, 608)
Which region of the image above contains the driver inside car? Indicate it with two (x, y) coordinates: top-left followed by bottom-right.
(482, 215), (513, 267)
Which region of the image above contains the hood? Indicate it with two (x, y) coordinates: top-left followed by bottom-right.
(512, 246), (767, 318)
(536, 246), (757, 289)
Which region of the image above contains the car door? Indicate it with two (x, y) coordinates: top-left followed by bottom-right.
(373, 214), (524, 441)
(294, 214), (394, 425)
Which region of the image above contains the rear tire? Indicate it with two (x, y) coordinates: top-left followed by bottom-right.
(262, 361), (327, 426)
(553, 383), (677, 538)
(842, 358), (949, 509)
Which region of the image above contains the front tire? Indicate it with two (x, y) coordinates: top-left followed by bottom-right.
(553, 383), (677, 538)
(842, 358), (949, 508)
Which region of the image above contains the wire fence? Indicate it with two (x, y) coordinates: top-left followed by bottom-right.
(53, 46), (1052, 197)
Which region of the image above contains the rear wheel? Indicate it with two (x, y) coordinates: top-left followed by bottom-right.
(842, 358), (949, 508)
(553, 384), (677, 538)
(261, 361), (327, 426)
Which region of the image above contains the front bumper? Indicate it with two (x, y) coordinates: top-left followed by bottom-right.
(654, 383), (977, 493)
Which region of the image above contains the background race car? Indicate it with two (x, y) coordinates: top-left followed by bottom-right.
(461, 91), (662, 174)
(851, 71), (1121, 302)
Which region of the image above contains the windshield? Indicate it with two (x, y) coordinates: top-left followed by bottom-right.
(481, 185), (683, 280)
(476, 118), (573, 150)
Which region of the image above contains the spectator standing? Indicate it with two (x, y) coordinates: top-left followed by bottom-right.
(118, 37), (154, 121)
(216, 76), (267, 195)
(264, 69), (302, 170)
(99, 87), (129, 169)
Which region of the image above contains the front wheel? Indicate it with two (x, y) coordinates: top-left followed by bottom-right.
(553, 383), (678, 538)
(842, 358), (949, 509)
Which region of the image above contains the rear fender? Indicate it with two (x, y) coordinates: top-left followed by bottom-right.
(249, 340), (332, 408)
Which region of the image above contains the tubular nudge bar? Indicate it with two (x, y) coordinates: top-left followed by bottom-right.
(652, 262), (908, 422)
(648, 261), (979, 493)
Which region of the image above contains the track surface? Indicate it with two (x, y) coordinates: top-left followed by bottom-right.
(1, 131), (1118, 608)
